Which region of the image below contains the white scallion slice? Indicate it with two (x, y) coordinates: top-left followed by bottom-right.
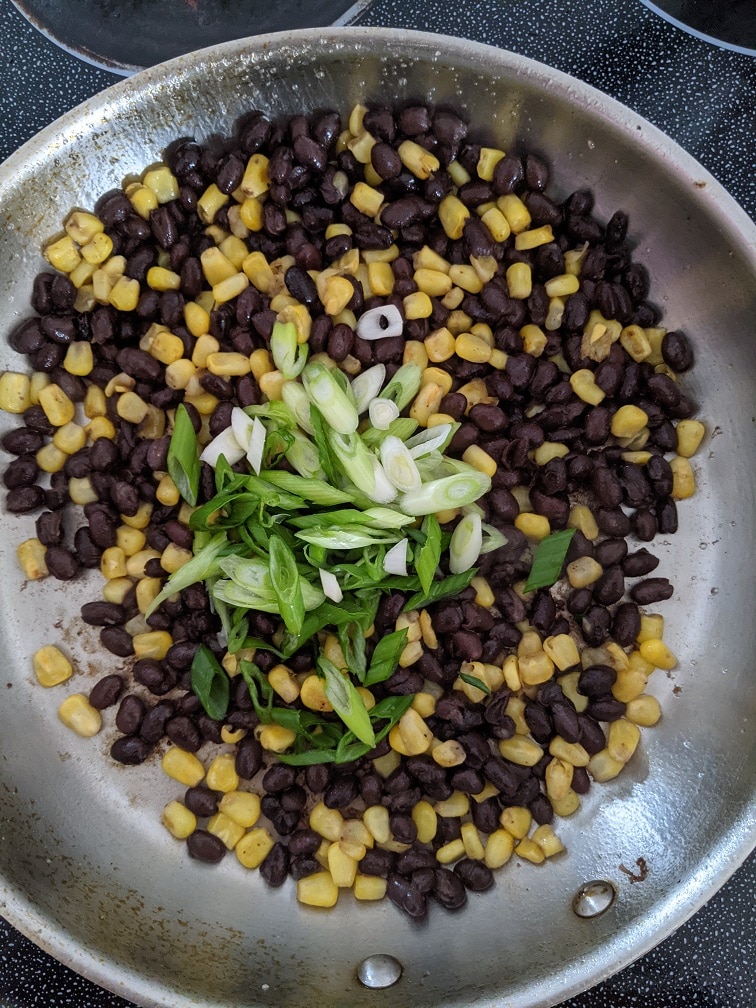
(380, 363), (423, 411)
(383, 538), (409, 577)
(480, 522), (509, 554)
(449, 512), (483, 573)
(271, 320), (308, 379)
(319, 568), (343, 603)
(355, 303), (404, 341)
(406, 423), (456, 458)
(368, 397), (400, 430)
(380, 436), (422, 493)
(399, 470), (491, 516)
(350, 364), (386, 414)
(230, 405), (254, 450)
(285, 430), (323, 479)
(246, 416), (267, 474)
(199, 426), (245, 467)
(281, 380), (315, 434)
(370, 457), (400, 504)
(302, 360), (359, 434)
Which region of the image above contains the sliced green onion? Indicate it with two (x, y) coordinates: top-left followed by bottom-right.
(145, 531), (228, 617)
(230, 405), (254, 450)
(398, 470), (491, 516)
(319, 656), (375, 747)
(319, 568), (343, 603)
(355, 303), (403, 342)
(406, 423), (457, 458)
(369, 457), (400, 504)
(415, 513), (442, 594)
(281, 380), (315, 434)
(480, 522), (509, 554)
(246, 416), (266, 474)
(361, 416), (419, 449)
(166, 402), (201, 505)
(380, 435), (422, 493)
(449, 512), (483, 574)
(190, 644), (230, 721)
(360, 507), (414, 529)
(380, 362), (423, 411)
(284, 429), (323, 479)
(368, 397), (400, 430)
(259, 469), (354, 505)
(295, 526), (399, 549)
(326, 428), (376, 498)
(271, 320), (308, 379)
(523, 528), (576, 592)
(269, 534), (305, 635)
(350, 363), (386, 414)
(200, 426), (245, 468)
(383, 538), (409, 576)
(302, 360), (358, 434)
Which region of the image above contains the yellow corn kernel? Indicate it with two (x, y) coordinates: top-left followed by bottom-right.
(497, 193), (531, 233)
(239, 152), (269, 199)
(436, 838), (466, 864)
(498, 736), (544, 767)
(532, 824), (565, 858)
(141, 164), (179, 202)
(389, 709), (432, 756)
(63, 209), (103, 245)
(607, 718), (641, 764)
(236, 827), (275, 869)
(50, 421), (85, 456)
(321, 274), (354, 316)
(413, 245), (450, 273)
(637, 613), (664, 642)
(33, 643), (73, 686)
(570, 368), (605, 405)
(115, 524), (146, 556)
(257, 723), (297, 753)
(182, 301), (210, 338)
(57, 693), (102, 737)
(458, 821), (484, 861)
(109, 275), (141, 312)
(414, 267), (453, 298)
(120, 501), (152, 530)
(545, 757), (574, 802)
(135, 577), (161, 614)
(515, 224), (554, 250)
(438, 193), (470, 240)
(409, 382), (444, 426)
(470, 576), (495, 609)
(397, 139), (440, 179)
(267, 664), (300, 704)
(159, 542), (192, 574)
(402, 291), (432, 321)
(116, 390), (150, 425)
(675, 418), (705, 458)
(502, 654), (522, 692)
(161, 800), (197, 840)
(625, 694), (662, 727)
(299, 674), (333, 713)
(162, 747), (205, 787)
(669, 455), (696, 500)
(542, 633), (580, 671)
(566, 556), (604, 588)
(549, 736), (590, 767)
(484, 828), (515, 868)
(309, 802), (344, 842)
(568, 504), (599, 540)
(514, 511), (551, 540)
(204, 351), (251, 377)
(365, 260), (394, 296)
(68, 475), (97, 505)
(499, 806), (532, 839)
(28, 371), (50, 406)
(479, 206), (511, 242)
(44, 235), (81, 273)
(406, 800), (437, 845)
(544, 273), (581, 297)
(639, 638), (677, 671)
(17, 537), (48, 580)
(521, 323), (548, 357)
(514, 837), (546, 864)
(297, 871), (339, 908)
(38, 383), (75, 427)
(558, 671), (589, 713)
(587, 750), (624, 783)
(213, 272), (250, 305)
(363, 805), (390, 844)
(99, 546), (127, 581)
(154, 473), (180, 506)
(354, 875), (387, 901)
(611, 404), (649, 438)
(403, 340), (429, 370)
(612, 665), (649, 704)
(327, 841), (358, 888)
(448, 264), (483, 294)
(124, 548), (160, 578)
(207, 811), (245, 850)
(348, 181), (383, 217)
(505, 261), (532, 299)
(63, 342), (94, 377)
(197, 183), (229, 224)
(131, 630), (171, 661)
(434, 791), (470, 819)
(146, 265), (181, 291)
(461, 444), (497, 477)
(620, 324), (652, 361)
(446, 308), (474, 335)
(220, 725), (246, 745)
(455, 332), (492, 363)
(0, 371), (32, 414)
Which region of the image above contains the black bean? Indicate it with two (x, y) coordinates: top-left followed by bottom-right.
(630, 577), (674, 604)
(89, 674), (125, 710)
(433, 867), (467, 910)
(386, 875), (427, 919)
(656, 496), (678, 534)
(45, 545), (79, 580)
(613, 602), (642, 647)
(662, 329), (694, 372)
(578, 664), (617, 697)
(184, 786), (220, 818)
(110, 735), (151, 765)
(100, 625), (134, 657)
(260, 842), (290, 887)
(593, 565), (625, 606)
(581, 605), (612, 646)
(586, 696), (626, 722)
(165, 716), (202, 752)
(360, 848), (396, 878)
(235, 736), (263, 779)
(187, 830), (226, 864)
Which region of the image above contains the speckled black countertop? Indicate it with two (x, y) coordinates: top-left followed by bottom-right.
(0, 0), (754, 1005)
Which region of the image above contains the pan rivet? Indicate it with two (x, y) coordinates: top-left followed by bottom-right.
(572, 879), (616, 918)
(357, 953), (403, 989)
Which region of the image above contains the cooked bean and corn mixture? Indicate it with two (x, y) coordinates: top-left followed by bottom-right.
(1, 99), (704, 917)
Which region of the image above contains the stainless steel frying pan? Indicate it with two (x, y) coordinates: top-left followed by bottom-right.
(0, 28), (754, 1008)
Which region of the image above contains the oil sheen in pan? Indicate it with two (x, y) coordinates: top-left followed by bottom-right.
(8, 0), (375, 74)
